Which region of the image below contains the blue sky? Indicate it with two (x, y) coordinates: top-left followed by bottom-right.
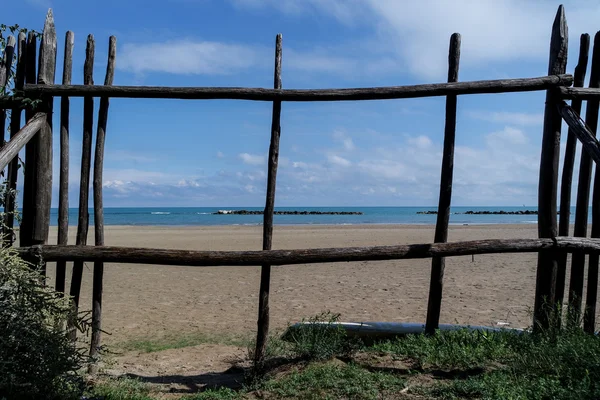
(5, 0), (600, 207)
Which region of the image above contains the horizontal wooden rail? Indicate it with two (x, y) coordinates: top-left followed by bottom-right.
(15, 236), (600, 267)
(0, 112), (46, 171)
(560, 86), (600, 100)
(21, 74), (573, 102)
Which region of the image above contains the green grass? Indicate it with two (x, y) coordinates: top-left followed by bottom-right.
(90, 315), (600, 400)
(87, 377), (154, 400)
(119, 332), (248, 353)
(259, 362), (406, 400)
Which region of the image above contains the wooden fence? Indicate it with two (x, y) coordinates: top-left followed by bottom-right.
(2, 5), (600, 371)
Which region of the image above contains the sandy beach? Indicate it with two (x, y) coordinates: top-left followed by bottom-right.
(43, 223), (596, 345)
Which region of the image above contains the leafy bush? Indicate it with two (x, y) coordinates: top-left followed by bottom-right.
(0, 248), (86, 399)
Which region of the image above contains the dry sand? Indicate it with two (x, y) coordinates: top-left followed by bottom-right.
(43, 223), (599, 347)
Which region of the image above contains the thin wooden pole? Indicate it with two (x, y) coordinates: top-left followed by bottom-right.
(425, 33), (461, 335)
(31, 10), (57, 279)
(56, 31), (74, 294)
(15, 237), (600, 267)
(586, 173), (600, 332)
(254, 34), (282, 367)
(18, 32), (37, 248)
(4, 32), (27, 247)
(68, 34), (94, 341)
(585, 37), (600, 333)
(89, 36), (116, 374)
(568, 31), (600, 324)
(0, 35), (16, 147)
(556, 34), (590, 310)
(533, 5), (568, 331)
(21, 74), (572, 102)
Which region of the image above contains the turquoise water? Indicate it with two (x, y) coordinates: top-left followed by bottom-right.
(45, 206), (589, 226)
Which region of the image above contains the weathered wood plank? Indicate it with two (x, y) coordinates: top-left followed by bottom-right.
(68, 35), (94, 340)
(585, 36), (600, 333)
(566, 31), (600, 324)
(254, 34), (282, 366)
(89, 35), (116, 374)
(55, 31), (74, 294)
(0, 35), (16, 89)
(19, 32), (38, 247)
(15, 237), (600, 267)
(559, 87), (600, 100)
(22, 74), (573, 101)
(556, 33), (590, 310)
(29, 9), (57, 279)
(0, 35), (16, 148)
(425, 33), (461, 335)
(4, 32), (27, 247)
(0, 113), (46, 171)
(533, 5), (568, 331)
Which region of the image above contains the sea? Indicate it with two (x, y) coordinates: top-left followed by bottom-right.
(45, 206), (591, 227)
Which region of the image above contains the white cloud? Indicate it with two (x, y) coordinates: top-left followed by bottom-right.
(407, 135), (433, 149)
(486, 127), (528, 146)
(119, 40), (262, 75)
(217, 151), (225, 158)
(327, 154), (352, 167)
(239, 152), (266, 166)
(332, 130), (355, 151)
(233, 0), (600, 79)
(468, 111), (544, 126)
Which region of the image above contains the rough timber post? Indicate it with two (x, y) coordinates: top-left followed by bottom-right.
(68, 35), (94, 340)
(533, 5), (568, 331)
(19, 32), (37, 248)
(425, 33), (461, 335)
(56, 31), (74, 294)
(568, 31), (600, 324)
(20, 10), (56, 276)
(4, 32), (27, 247)
(254, 34), (282, 366)
(89, 36), (116, 374)
(556, 33), (590, 312)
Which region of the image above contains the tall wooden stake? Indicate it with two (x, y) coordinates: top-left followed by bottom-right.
(568, 32), (600, 325)
(89, 36), (116, 374)
(0, 35), (16, 149)
(425, 33), (461, 335)
(18, 32), (37, 248)
(556, 33), (590, 311)
(56, 31), (74, 294)
(19, 10), (56, 279)
(4, 32), (27, 247)
(254, 34), (282, 366)
(68, 35), (94, 340)
(533, 5), (568, 331)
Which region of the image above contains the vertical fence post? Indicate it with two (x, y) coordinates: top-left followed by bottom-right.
(4, 32), (26, 247)
(533, 5), (568, 331)
(254, 34), (282, 366)
(68, 34), (94, 340)
(89, 36), (116, 374)
(20, 10), (56, 278)
(425, 33), (461, 335)
(556, 33), (590, 314)
(584, 35), (600, 333)
(0, 35), (16, 146)
(19, 32), (37, 249)
(56, 31), (74, 294)
(567, 32), (600, 325)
